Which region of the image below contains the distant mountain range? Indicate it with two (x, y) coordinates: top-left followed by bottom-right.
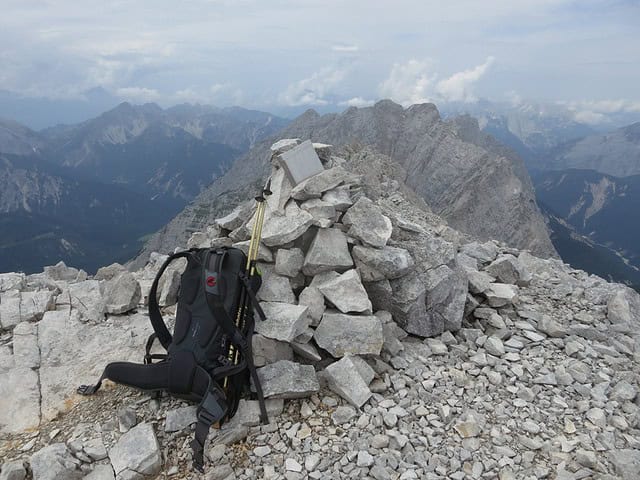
(0, 103), (289, 273)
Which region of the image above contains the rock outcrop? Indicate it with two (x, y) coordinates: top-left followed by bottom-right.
(1, 139), (639, 480)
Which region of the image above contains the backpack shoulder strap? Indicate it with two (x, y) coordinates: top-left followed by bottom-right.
(148, 251), (192, 350)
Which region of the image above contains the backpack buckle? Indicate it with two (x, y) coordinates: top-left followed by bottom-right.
(198, 385), (228, 426)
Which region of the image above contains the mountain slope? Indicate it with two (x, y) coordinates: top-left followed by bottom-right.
(539, 203), (640, 290)
(534, 169), (640, 270)
(0, 153), (178, 273)
(0, 118), (43, 155)
(134, 100), (555, 266)
(541, 123), (640, 177)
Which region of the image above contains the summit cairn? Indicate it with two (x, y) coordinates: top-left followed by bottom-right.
(1, 140), (640, 479)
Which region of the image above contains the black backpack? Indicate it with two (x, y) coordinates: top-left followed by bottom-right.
(78, 247), (268, 471)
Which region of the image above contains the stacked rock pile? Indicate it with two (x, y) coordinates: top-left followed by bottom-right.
(1, 139), (640, 479)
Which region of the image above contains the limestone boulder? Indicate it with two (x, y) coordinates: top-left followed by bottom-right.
(274, 248), (304, 278)
(342, 197), (392, 248)
(20, 290), (55, 323)
(261, 205), (313, 247)
(317, 269), (372, 314)
(484, 283), (519, 308)
(352, 245), (414, 280)
(252, 334), (294, 367)
(485, 254), (531, 286)
(94, 263), (127, 281)
(323, 356), (372, 407)
(322, 186), (353, 211)
(104, 272), (141, 315)
(0, 290), (23, 329)
(43, 261), (87, 283)
(30, 443), (82, 480)
(256, 265), (296, 304)
(297, 286), (325, 326)
(302, 228), (353, 276)
(108, 423), (162, 479)
(255, 302), (309, 343)
(0, 272), (25, 292)
(290, 166), (352, 201)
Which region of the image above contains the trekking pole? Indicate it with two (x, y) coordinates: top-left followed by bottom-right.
(223, 180), (271, 389)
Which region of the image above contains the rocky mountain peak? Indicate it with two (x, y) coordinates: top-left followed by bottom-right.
(1, 140), (640, 479)
(136, 99), (555, 269)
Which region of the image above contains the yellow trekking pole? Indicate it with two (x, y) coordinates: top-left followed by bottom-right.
(223, 180), (271, 389)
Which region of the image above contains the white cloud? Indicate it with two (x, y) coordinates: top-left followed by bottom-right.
(331, 44), (359, 53)
(338, 97), (375, 108)
(435, 56), (495, 103)
(571, 109), (608, 125)
(378, 57), (495, 106)
(559, 99), (640, 124)
(378, 59), (435, 106)
(278, 67), (347, 106)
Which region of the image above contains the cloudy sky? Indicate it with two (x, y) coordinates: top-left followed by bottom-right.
(1, 0), (639, 120)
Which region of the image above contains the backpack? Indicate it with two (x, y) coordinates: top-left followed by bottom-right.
(78, 247), (269, 472)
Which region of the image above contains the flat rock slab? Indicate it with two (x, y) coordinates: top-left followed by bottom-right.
(215, 201), (254, 231)
(261, 210), (313, 247)
(323, 356), (372, 407)
(225, 399), (284, 428)
(0, 367), (41, 434)
(256, 360), (319, 399)
(314, 312), (383, 357)
(302, 228), (353, 276)
(255, 302), (309, 343)
(290, 164), (349, 200)
(352, 245), (414, 280)
(232, 241), (273, 263)
(342, 197), (392, 248)
(164, 406), (198, 432)
(317, 269), (372, 314)
(279, 140), (324, 186)
(30, 443), (82, 480)
(38, 312), (149, 422)
(271, 138), (300, 155)
(108, 423), (162, 479)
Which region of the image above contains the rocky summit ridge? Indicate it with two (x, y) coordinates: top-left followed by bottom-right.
(1, 140), (640, 480)
(134, 100), (555, 271)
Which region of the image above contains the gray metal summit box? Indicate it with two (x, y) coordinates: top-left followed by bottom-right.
(278, 140), (324, 186)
